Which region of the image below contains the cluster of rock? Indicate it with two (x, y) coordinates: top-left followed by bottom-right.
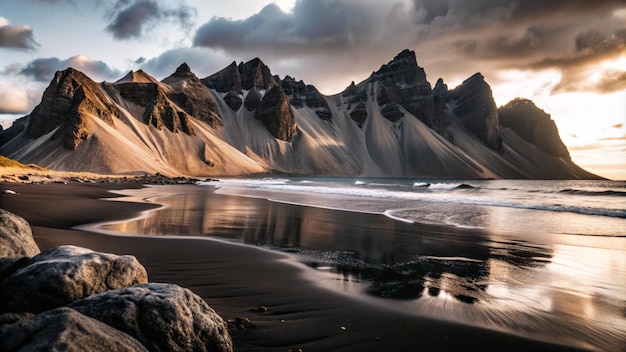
(0, 209), (232, 352)
(0, 171), (211, 185)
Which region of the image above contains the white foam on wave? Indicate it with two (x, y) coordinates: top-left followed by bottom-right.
(202, 179), (626, 220)
(428, 183), (463, 190)
(383, 210), (415, 224)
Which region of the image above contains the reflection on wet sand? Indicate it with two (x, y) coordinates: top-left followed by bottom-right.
(103, 185), (626, 351)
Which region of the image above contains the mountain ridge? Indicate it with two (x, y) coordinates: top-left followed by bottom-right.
(0, 50), (601, 180)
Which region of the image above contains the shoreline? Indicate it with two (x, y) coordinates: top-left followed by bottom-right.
(0, 182), (592, 351)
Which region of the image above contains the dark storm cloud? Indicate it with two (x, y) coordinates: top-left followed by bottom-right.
(193, 0), (402, 52)
(189, 0), (626, 95)
(105, 0), (195, 40)
(527, 28), (626, 94)
(0, 20), (39, 50)
(530, 30), (626, 70)
(19, 55), (121, 82)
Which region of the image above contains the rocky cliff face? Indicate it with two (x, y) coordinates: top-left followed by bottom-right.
(26, 68), (122, 150)
(0, 50), (599, 179)
(112, 81), (195, 135)
(450, 73), (502, 152)
(367, 49), (453, 140)
(279, 76), (331, 120)
(499, 98), (570, 159)
(203, 58), (297, 142)
(254, 86), (297, 141)
(162, 63), (222, 129)
(202, 58), (277, 93)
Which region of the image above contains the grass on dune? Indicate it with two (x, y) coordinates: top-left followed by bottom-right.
(0, 155), (46, 170)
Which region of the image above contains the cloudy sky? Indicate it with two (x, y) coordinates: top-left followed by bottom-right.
(0, 0), (625, 179)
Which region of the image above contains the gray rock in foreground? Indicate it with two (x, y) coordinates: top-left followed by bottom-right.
(0, 307), (148, 352)
(70, 283), (233, 352)
(0, 245), (148, 313)
(0, 209), (40, 258)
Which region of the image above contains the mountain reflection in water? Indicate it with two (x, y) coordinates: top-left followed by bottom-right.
(101, 184), (625, 351)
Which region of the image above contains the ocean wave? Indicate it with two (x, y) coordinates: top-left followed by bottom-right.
(205, 179), (626, 220)
(559, 189), (626, 197)
(427, 183), (476, 190)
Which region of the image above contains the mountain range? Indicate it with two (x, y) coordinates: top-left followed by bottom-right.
(0, 49), (600, 179)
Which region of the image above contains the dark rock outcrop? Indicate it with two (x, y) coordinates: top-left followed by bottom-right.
(254, 86), (297, 141)
(244, 88), (262, 111)
(223, 90), (243, 111)
(203, 59), (300, 140)
(202, 58), (276, 94)
(0, 245), (148, 313)
(433, 78), (449, 99)
(451, 73), (502, 152)
(113, 82), (195, 135)
(26, 68), (123, 150)
(0, 307), (148, 352)
(202, 62), (241, 94)
(239, 58), (277, 91)
(367, 49), (453, 139)
(342, 81), (369, 127)
(162, 63), (222, 128)
(70, 283), (233, 352)
(0, 209), (40, 258)
(499, 98), (571, 159)
(279, 76), (332, 121)
(349, 102), (368, 128)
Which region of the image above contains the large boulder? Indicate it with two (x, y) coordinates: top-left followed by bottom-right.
(0, 245), (148, 313)
(70, 283), (233, 352)
(0, 209), (40, 258)
(0, 307), (148, 352)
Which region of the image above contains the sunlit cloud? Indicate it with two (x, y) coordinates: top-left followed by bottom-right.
(0, 82), (40, 114)
(19, 54), (122, 82)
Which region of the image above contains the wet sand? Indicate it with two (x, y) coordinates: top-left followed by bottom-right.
(0, 182), (588, 351)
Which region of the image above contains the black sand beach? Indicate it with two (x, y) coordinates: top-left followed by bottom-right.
(0, 182), (590, 351)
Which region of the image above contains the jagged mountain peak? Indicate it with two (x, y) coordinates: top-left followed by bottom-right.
(116, 69), (160, 84)
(172, 62), (192, 77)
(0, 51), (600, 180)
(450, 71), (502, 152)
(433, 78), (448, 97)
(351, 49), (454, 139)
(202, 57), (276, 94)
(26, 67), (122, 150)
(239, 57), (276, 91)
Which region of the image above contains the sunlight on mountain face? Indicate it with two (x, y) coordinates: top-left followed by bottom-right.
(491, 66), (626, 180)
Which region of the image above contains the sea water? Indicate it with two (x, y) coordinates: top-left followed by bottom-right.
(103, 177), (626, 350)
(198, 177), (626, 350)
